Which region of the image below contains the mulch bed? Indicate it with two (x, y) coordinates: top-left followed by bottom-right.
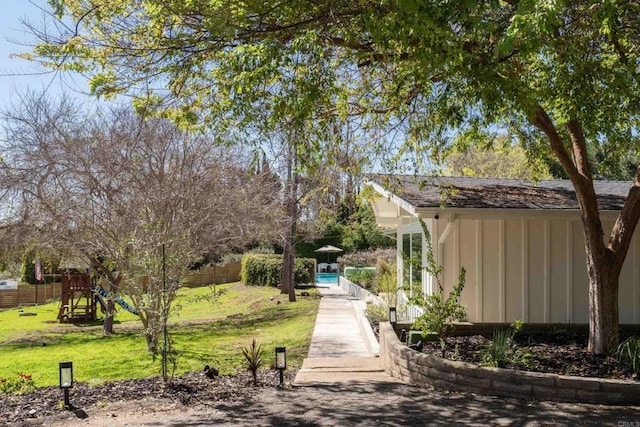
(372, 320), (639, 381)
(420, 334), (638, 381)
(0, 369), (296, 425)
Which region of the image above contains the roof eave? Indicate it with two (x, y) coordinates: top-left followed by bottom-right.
(367, 179), (418, 217)
(413, 206), (622, 220)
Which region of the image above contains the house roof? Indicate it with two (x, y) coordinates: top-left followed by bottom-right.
(368, 175), (631, 211)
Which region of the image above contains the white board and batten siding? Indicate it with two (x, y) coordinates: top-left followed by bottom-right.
(401, 214), (640, 325)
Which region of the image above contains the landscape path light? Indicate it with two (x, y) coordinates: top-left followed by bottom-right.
(59, 361), (73, 409)
(389, 306), (397, 326)
(275, 347), (286, 386)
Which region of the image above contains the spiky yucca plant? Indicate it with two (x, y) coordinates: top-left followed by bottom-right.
(241, 338), (264, 385)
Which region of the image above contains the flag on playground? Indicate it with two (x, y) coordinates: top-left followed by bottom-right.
(35, 259), (42, 282)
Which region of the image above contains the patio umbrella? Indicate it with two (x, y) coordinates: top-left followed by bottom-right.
(314, 245), (343, 263)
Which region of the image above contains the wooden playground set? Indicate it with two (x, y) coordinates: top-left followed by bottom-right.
(57, 272), (137, 323)
(57, 273), (97, 322)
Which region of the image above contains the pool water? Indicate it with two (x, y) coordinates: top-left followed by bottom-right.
(316, 273), (340, 285)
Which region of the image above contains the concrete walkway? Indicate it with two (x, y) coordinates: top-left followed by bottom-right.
(293, 285), (402, 386)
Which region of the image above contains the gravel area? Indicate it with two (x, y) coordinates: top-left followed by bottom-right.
(1, 370), (295, 426)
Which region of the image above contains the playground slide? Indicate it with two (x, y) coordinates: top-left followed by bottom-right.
(114, 295), (138, 315)
(92, 285), (139, 316)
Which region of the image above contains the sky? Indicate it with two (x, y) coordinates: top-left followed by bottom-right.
(0, 0), (90, 109)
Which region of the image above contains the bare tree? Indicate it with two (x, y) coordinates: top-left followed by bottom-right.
(0, 93), (279, 353)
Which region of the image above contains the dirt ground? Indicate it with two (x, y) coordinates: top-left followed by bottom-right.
(16, 379), (640, 427)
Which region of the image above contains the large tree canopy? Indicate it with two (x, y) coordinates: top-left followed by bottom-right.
(29, 1), (640, 354)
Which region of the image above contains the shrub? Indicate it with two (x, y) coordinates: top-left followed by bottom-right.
(293, 258), (315, 284)
(411, 275), (466, 342)
(345, 269), (376, 289)
(410, 219), (466, 346)
(241, 254), (281, 287)
(241, 338), (264, 385)
(246, 246), (275, 255)
(480, 320), (526, 368)
(241, 254), (315, 287)
(0, 373), (35, 394)
(374, 259), (398, 306)
(364, 301), (389, 324)
(614, 337), (640, 376)
(481, 328), (513, 367)
(337, 248), (396, 268)
(218, 253), (245, 265)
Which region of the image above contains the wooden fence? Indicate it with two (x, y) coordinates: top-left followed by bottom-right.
(182, 263), (242, 288)
(0, 263), (241, 309)
(0, 283), (62, 309)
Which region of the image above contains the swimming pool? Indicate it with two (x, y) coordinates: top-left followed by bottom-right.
(316, 273), (340, 285)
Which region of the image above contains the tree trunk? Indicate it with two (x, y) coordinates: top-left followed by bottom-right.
(138, 311), (157, 354)
(91, 260), (121, 336)
(146, 331), (158, 355)
(577, 185), (620, 356)
(282, 189), (297, 302)
(281, 130), (298, 302)
(282, 240), (296, 302)
(532, 110), (640, 355)
(578, 167), (640, 355)
(103, 300), (115, 335)
(585, 248), (619, 355)
(287, 226), (297, 303)
(103, 279), (116, 335)
(281, 244), (290, 295)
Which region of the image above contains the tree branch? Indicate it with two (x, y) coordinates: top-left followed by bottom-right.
(533, 107), (607, 258)
(566, 118), (592, 179)
(610, 165), (640, 271)
(531, 107), (578, 180)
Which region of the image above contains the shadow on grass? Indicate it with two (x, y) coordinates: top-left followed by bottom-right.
(63, 319), (122, 327)
(2, 299), (313, 348)
(168, 298), (318, 368)
(168, 297), (317, 342)
(224, 301), (313, 330)
(1, 328), (143, 350)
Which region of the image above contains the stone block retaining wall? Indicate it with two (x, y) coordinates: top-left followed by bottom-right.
(379, 322), (640, 405)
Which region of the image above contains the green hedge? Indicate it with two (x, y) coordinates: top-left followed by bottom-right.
(344, 267), (377, 290)
(241, 254), (315, 287)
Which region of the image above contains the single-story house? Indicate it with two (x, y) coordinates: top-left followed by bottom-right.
(367, 175), (640, 324)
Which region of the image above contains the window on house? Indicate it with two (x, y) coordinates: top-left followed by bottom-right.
(402, 231), (423, 296)
(411, 232), (422, 289)
(402, 233), (411, 286)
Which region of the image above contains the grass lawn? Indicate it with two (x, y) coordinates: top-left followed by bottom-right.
(0, 283), (320, 388)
